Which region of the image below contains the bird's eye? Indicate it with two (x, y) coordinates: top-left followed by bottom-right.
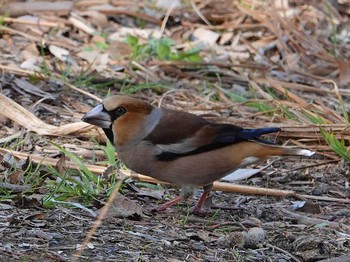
(115, 106), (127, 116)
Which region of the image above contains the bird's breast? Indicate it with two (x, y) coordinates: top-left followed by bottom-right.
(116, 141), (259, 187)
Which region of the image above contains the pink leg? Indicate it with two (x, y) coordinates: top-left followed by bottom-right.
(157, 195), (183, 211)
(191, 184), (213, 216)
(191, 191), (209, 213)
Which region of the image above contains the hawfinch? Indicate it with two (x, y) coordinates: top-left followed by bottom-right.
(82, 95), (314, 214)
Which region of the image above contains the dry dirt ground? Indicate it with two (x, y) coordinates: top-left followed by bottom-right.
(1, 164), (350, 262)
(1, 1), (350, 261)
(1, 85), (350, 262)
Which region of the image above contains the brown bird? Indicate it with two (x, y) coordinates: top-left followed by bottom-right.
(82, 95), (314, 214)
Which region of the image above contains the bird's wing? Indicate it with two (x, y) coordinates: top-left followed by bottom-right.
(144, 109), (280, 160)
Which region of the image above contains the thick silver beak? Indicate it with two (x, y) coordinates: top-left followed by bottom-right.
(82, 104), (111, 129)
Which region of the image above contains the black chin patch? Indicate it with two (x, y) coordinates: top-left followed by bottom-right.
(103, 128), (114, 144)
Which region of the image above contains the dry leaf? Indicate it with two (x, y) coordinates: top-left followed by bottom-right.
(14, 79), (55, 99)
(191, 28), (220, 47)
(285, 53), (300, 71)
(0, 93), (101, 137)
(8, 171), (24, 184)
(80, 10), (108, 27)
(337, 60), (350, 86)
(221, 168), (262, 182)
(49, 45), (70, 62)
(109, 27), (153, 41)
(56, 154), (68, 175)
(156, 0), (182, 10)
(102, 192), (143, 219)
(69, 12), (96, 35)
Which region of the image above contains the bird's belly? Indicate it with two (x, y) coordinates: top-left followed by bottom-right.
(118, 143), (249, 187)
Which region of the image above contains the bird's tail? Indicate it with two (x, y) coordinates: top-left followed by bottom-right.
(237, 128), (315, 157)
(242, 142), (315, 158)
(279, 147), (315, 157)
(230, 142), (315, 169)
(227, 142), (315, 169)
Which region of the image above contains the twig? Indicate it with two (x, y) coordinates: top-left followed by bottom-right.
(64, 82), (101, 102)
(99, 9), (162, 25)
(2, 148), (350, 204)
(149, 60), (266, 70)
(0, 65), (101, 101)
(266, 243), (302, 262)
(189, 0), (213, 27)
(280, 208), (350, 232)
(268, 159), (340, 175)
(0, 25), (75, 50)
(156, 3), (176, 38)
(323, 79), (349, 123)
(51, 200), (97, 217)
(131, 61), (159, 81)
(0, 183), (31, 192)
(3, 17), (65, 28)
(255, 77), (350, 96)
(0, 64), (35, 76)
(181, 20), (267, 30)
(71, 173), (124, 262)
(0, 93), (100, 137)
(317, 254), (350, 262)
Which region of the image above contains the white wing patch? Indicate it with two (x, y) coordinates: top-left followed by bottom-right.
(156, 137), (198, 154)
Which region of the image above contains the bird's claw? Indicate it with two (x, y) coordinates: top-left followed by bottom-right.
(190, 205), (213, 217)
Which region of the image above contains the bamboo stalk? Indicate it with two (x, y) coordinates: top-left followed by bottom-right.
(3, 17), (65, 28)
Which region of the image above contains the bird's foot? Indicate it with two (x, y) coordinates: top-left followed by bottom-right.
(154, 195), (183, 212)
(190, 205), (213, 217)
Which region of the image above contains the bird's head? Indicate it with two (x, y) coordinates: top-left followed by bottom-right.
(82, 95), (161, 147)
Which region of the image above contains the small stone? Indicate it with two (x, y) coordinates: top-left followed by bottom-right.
(216, 232), (246, 248)
(244, 227), (266, 248)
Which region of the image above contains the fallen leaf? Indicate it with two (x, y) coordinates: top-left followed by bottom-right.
(49, 45), (70, 62)
(338, 60), (350, 86)
(191, 28), (220, 47)
(221, 168), (262, 182)
(56, 153), (67, 175)
(69, 12), (96, 35)
(14, 79), (55, 99)
(102, 192), (143, 219)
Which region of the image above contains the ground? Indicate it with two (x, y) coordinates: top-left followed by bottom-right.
(1, 1), (350, 261)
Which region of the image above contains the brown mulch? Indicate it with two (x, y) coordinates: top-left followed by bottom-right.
(1, 1), (350, 261)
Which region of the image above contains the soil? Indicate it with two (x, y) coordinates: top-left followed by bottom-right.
(1, 1), (350, 261)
